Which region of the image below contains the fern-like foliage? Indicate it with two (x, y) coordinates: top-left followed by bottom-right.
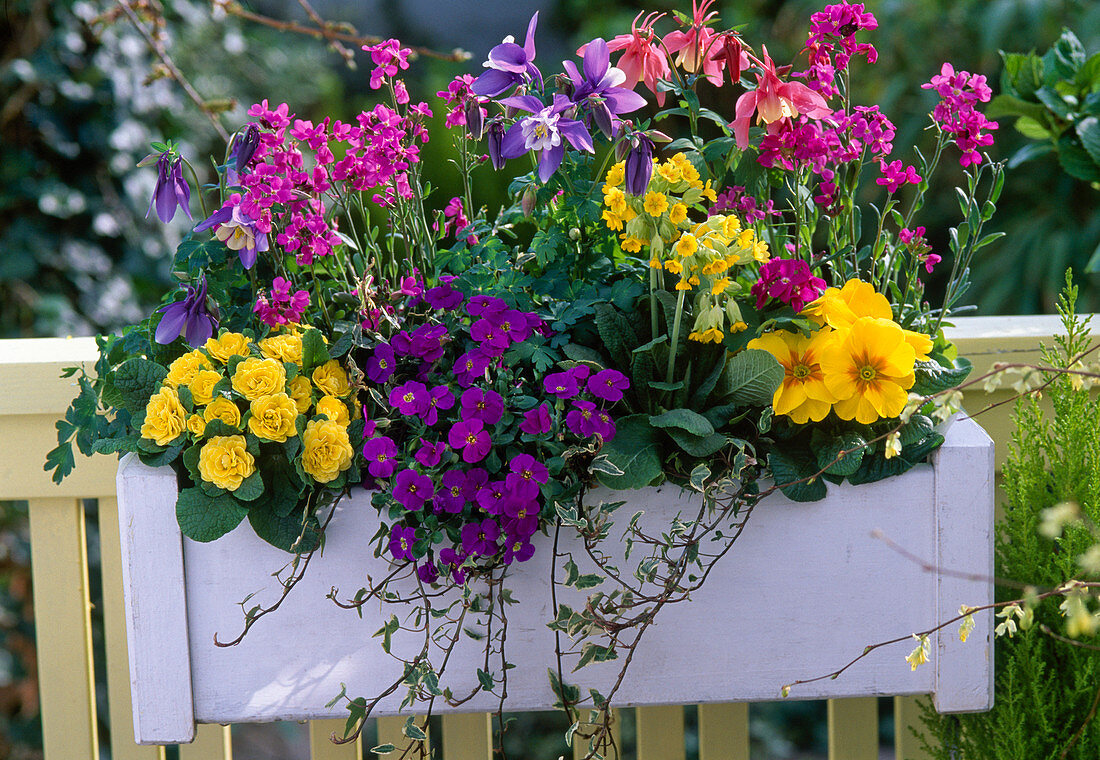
(915, 272), (1100, 759)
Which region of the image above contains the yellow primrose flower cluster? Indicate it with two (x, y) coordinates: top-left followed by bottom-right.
(139, 329), (357, 489)
(748, 280), (934, 425)
(600, 153), (717, 254)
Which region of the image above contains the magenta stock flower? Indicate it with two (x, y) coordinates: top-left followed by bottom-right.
(363, 436), (398, 479)
(922, 62), (998, 167)
(394, 469), (433, 511)
(876, 159), (922, 193)
(364, 39), (412, 90)
(448, 419), (492, 463)
(751, 259), (827, 312)
(254, 277), (308, 327)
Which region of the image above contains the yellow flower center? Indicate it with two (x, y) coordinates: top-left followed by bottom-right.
(792, 364), (811, 380)
(859, 365), (877, 382)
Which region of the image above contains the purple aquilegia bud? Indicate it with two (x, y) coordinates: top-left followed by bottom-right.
(624, 134), (654, 196)
(226, 124), (260, 184)
(464, 99), (485, 140)
(154, 276), (218, 347)
(146, 152), (192, 224)
(486, 122), (507, 170)
(591, 97), (615, 140)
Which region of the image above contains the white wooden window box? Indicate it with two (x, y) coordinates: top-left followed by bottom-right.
(116, 415), (994, 744)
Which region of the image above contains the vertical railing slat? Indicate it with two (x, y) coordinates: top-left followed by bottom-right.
(827, 697), (878, 760)
(441, 713), (492, 760)
(310, 719), (361, 759)
(636, 705), (685, 760)
(894, 696), (934, 760)
(698, 703), (750, 760)
(179, 724), (232, 760)
(378, 715), (430, 756)
(27, 496), (98, 760)
(98, 496), (166, 760)
(572, 708), (623, 760)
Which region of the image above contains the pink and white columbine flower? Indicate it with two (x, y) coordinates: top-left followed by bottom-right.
(662, 0), (724, 86)
(730, 47), (832, 149)
(584, 12), (671, 105)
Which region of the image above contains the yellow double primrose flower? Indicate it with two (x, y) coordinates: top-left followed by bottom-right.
(752, 279), (933, 425)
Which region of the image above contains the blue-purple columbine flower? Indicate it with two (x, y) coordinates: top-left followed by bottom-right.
(196, 202), (269, 269)
(499, 94), (594, 183)
(471, 12), (543, 98)
(146, 152), (192, 224)
(563, 38), (647, 140)
(624, 133), (655, 196)
(154, 276), (218, 347)
(226, 124), (260, 185)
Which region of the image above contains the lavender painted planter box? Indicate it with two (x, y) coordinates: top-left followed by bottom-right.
(116, 416), (994, 745)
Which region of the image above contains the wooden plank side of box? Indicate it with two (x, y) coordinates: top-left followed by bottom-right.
(121, 417), (993, 740)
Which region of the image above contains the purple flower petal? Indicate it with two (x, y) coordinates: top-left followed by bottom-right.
(471, 68), (519, 98)
(583, 38), (609, 85)
(523, 11), (539, 61)
(498, 94), (545, 114)
(558, 120), (594, 153)
(500, 121), (529, 159)
(538, 144), (565, 183)
(486, 41), (529, 73)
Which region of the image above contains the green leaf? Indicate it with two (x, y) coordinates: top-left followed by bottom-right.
(112, 358), (168, 415)
(92, 434), (141, 455)
(848, 433), (945, 485)
(234, 471), (265, 502)
(593, 303), (637, 371)
(573, 643), (618, 672)
(1015, 116), (1052, 140)
(562, 342), (605, 365)
(248, 506), (322, 553)
(175, 486), (248, 542)
(1076, 116), (1100, 165)
(649, 408), (714, 436)
(900, 414), (935, 446)
(595, 414), (662, 490)
(1057, 135), (1100, 182)
(985, 94), (1049, 122)
(370, 745), (397, 755)
(769, 448), (827, 502)
(666, 428), (728, 457)
(911, 358), (972, 396)
(1007, 141), (1054, 169)
(137, 441), (184, 468)
(814, 432), (866, 478)
(719, 349), (784, 407)
(302, 328), (331, 369)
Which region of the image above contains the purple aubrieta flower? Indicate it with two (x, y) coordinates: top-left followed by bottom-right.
(452, 350), (492, 388)
(391, 331), (413, 356)
(410, 324), (448, 362)
(566, 399), (599, 438)
(146, 152), (192, 224)
(466, 294), (509, 318)
(593, 409), (616, 441)
(439, 546), (467, 584)
(447, 419), (492, 463)
(424, 283), (464, 310)
(423, 385), (456, 426)
(390, 380), (429, 416)
(367, 344), (396, 384)
(519, 404), (552, 435)
(506, 454), (548, 503)
(416, 561), (439, 584)
(470, 318), (512, 354)
(563, 38), (648, 139)
(435, 470), (470, 514)
(503, 500), (539, 537)
(503, 537), (536, 564)
(363, 436), (398, 479)
(543, 371), (580, 399)
(394, 469), (433, 511)
(414, 439), (447, 467)
(195, 200), (269, 269)
(499, 93), (595, 183)
(461, 518), (501, 557)
(388, 524), (417, 561)
(587, 369), (630, 403)
(496, 309), (532, 344)
(471, 12), (543, 98)
(476, 480), (509, 515)
(154, 276), (219, 347)
(460, 387), (504, 426)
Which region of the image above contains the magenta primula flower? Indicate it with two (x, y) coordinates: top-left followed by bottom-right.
(750, 259), (827, 312)
(498, 93), (595, 183)
(448, 419), (492, 463)
(394, 469), (433, 511)
(363, 436), (398, 479)
(471, 12), (543, 98)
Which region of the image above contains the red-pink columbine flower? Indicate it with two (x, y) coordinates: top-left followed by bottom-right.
(731, 47), (832, 149)
(662, 0), (724, 86)
(594, 11), (671, 106)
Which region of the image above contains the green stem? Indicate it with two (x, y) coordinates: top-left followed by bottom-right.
(665, 289), (687, 385)
(181, 158), (209, 219)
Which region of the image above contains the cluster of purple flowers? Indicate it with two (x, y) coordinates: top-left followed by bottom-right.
(796, 2), (879, 98)
(710, 185), (780, 224)
(921, 63), (998, 167)
(899, 226), (942, 274)
(363, 281), (629, 584)
(254, 276), (310, 327)
(751, 259), (828, 313)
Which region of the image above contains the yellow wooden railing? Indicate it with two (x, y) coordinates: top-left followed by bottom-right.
(0, 315), (1088, 760)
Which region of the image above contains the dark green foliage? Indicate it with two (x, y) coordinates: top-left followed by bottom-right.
(917, 275), (1100, 759)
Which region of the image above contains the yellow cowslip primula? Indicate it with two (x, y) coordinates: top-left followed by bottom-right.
(204, 397), (241, 428)
(643, 191), (668, 217)
(231, 357), (286, 401)
(820, 317), (917, 424)
(656, 161), (682, 183)
(140, 386), (187, 446)
(198, 435), (255, 491)
(669, 203), (688, 224)
(165, 350), (213, 388)
(748, 329), (838, 424)
(605, 161), (624, 188)
(247, 393), (299, 442)
(620, 236), (646, 253)
(301, 418), (354, 484)
(312, 360), (350, 397)
(188, 369), (222, 406)
(288, 374), (313, 414)
(258, 333), (303, 364)
(204, 332), (251, 364)
(315, 395), (350, 426)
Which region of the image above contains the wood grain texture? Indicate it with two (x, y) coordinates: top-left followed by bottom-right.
(698, 703), (749, 760)
(636, 705), (685, 760)
(27, 496), (98, 760)
(119, 419), (994, 731)
(827, 698), (878, 760)
(117, 455), (196, 743)
(98, 496), (167, 760)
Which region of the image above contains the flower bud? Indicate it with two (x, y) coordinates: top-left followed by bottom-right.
(624, 135), (654, 196)
(521, 185), (537, 216)
(591, 97), (615, 140)
(464, 100), (485, 139)
(486, 122), (506, 170)
(569, 227), (581, 240)
(505, 86), (526, 119)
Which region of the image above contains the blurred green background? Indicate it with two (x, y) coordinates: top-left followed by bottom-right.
(0, 1), (1098, 758)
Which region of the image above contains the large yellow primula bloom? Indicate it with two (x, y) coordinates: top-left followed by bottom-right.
(820, 317), (917, 424)
(748, 328), (838, 424)
(804, 278), (933, 361)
